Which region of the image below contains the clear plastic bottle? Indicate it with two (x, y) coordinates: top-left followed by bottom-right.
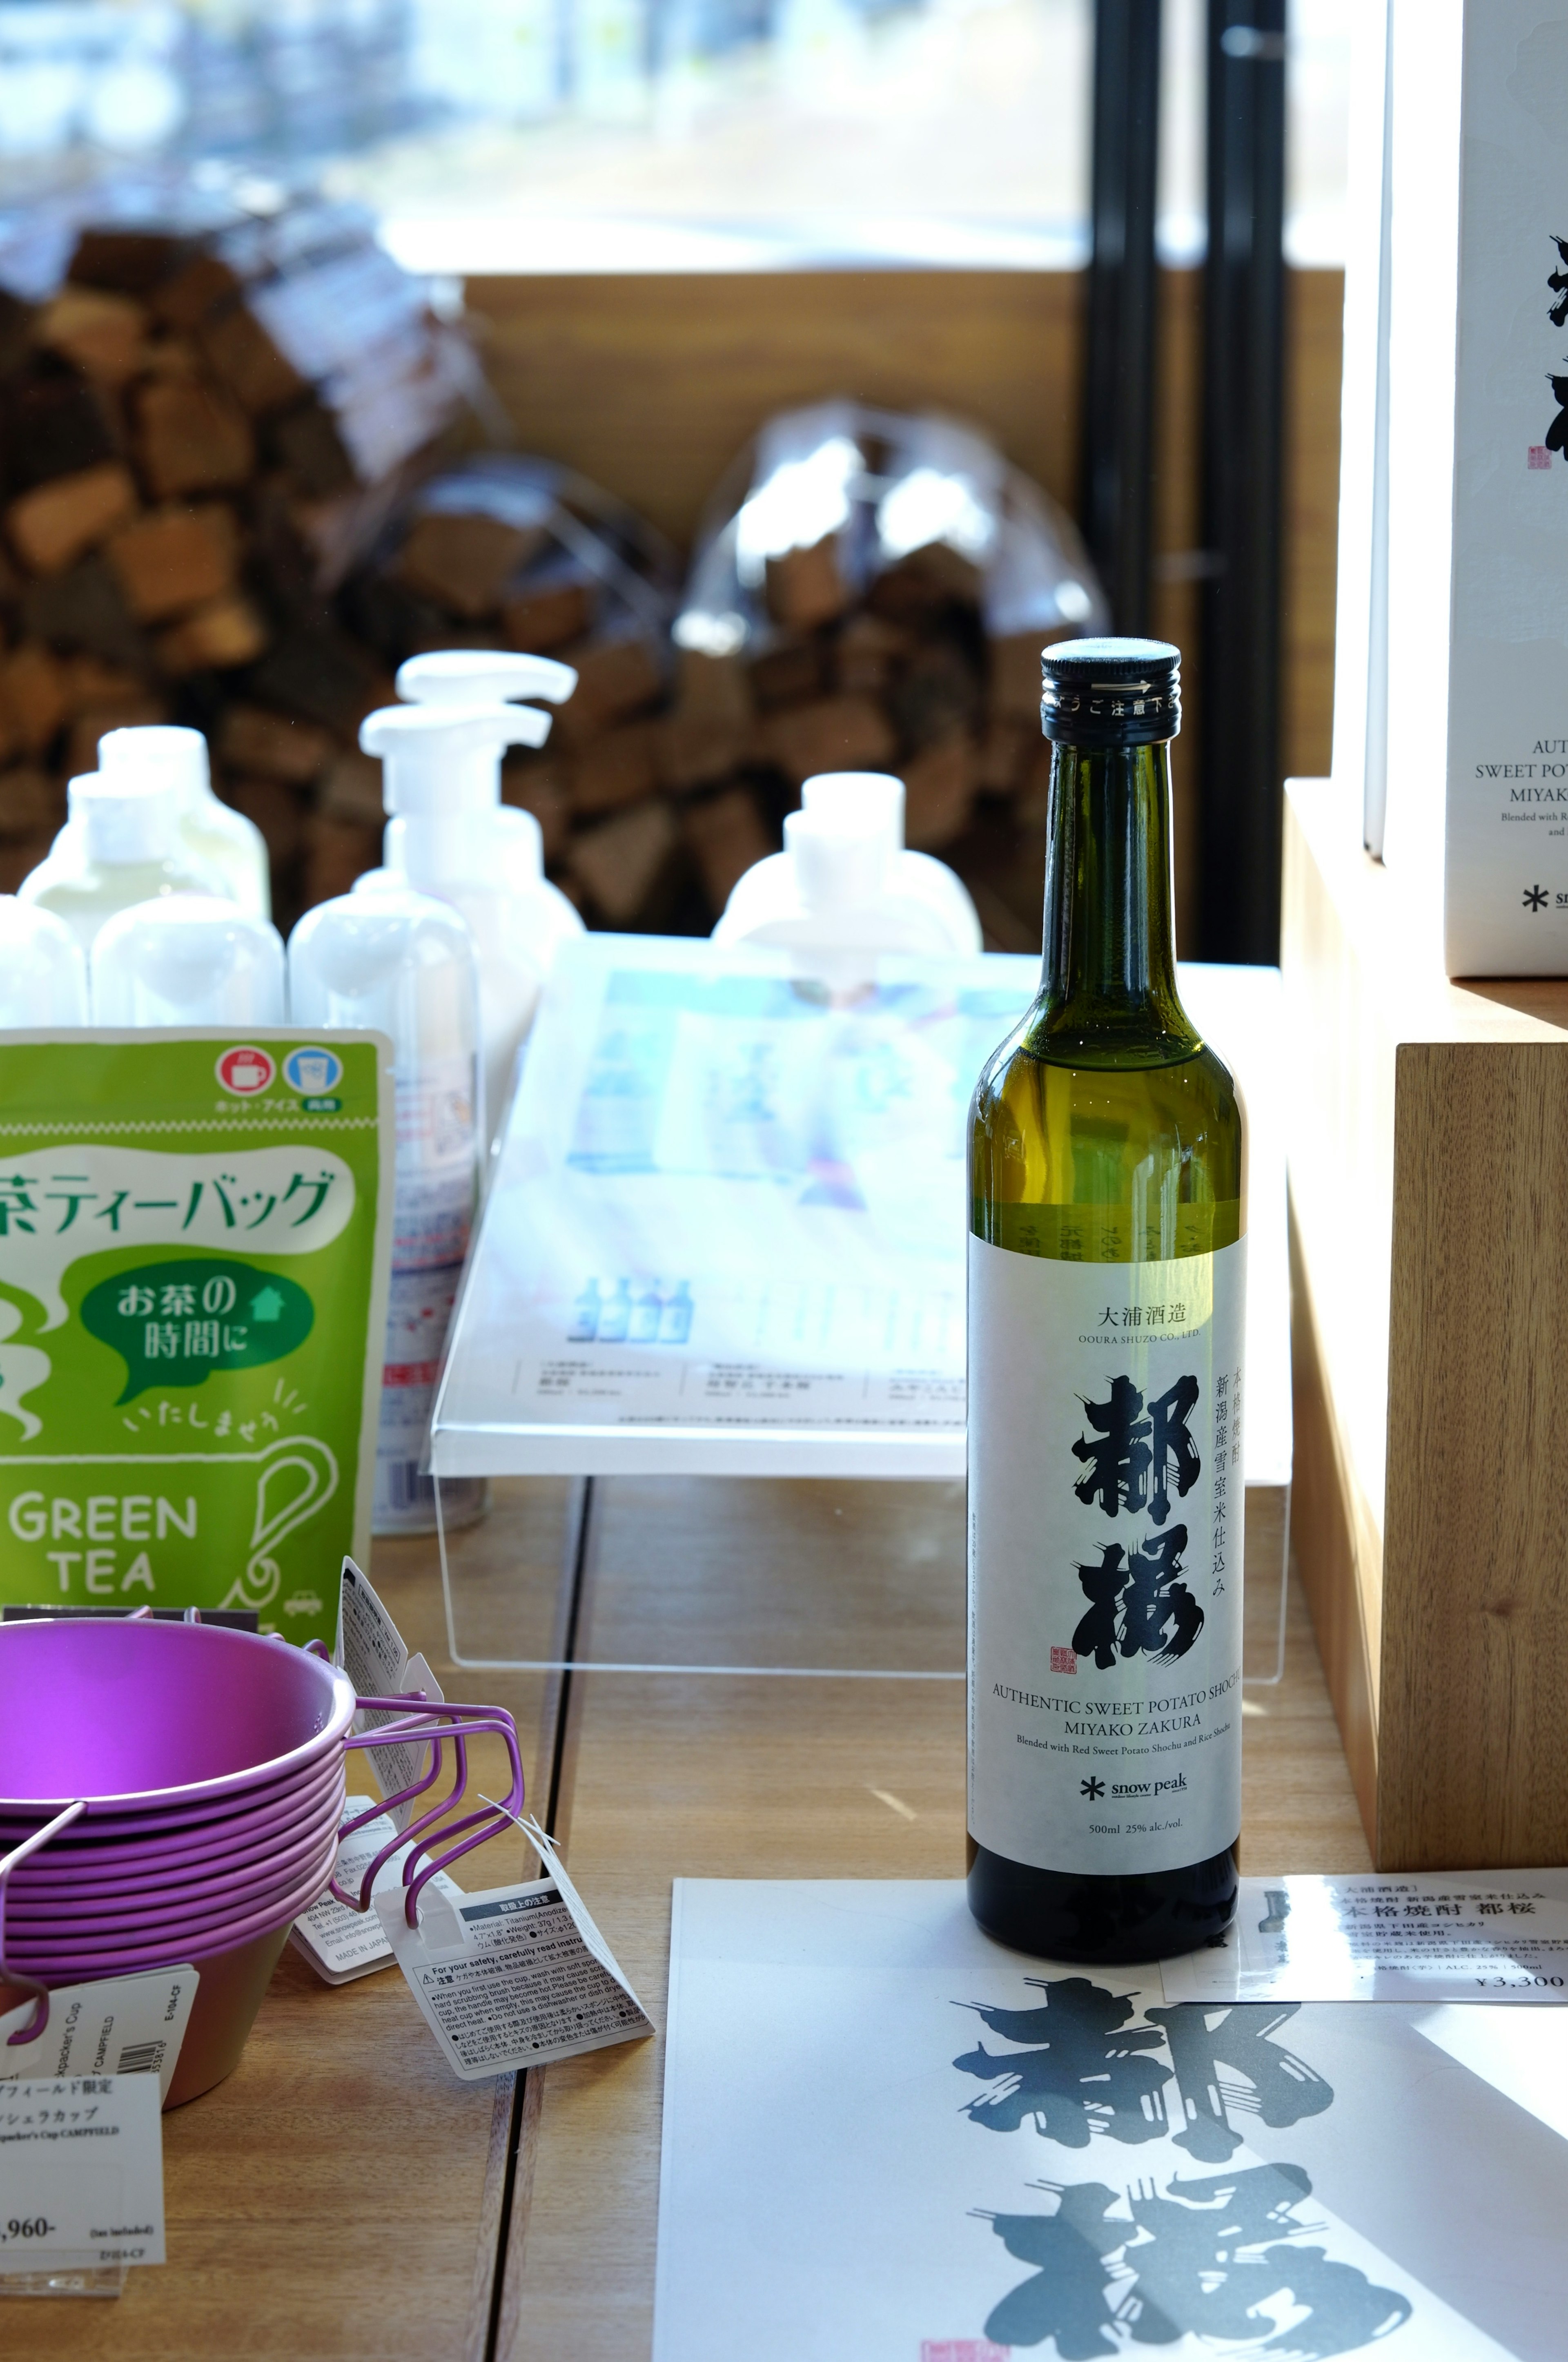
(358, 699), (584, 1155)
(394, 649), (585, 1080)
(19, 774), (228, 958)
(92, 895), (286, 1026)
(287, 883), (488, 1535)
(98, 726), (271, 919)
(0, 897), (88, 1026)
(713, 771), (983, 986)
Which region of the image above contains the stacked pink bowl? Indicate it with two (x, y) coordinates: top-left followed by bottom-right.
(0, 1617), (354, 2105)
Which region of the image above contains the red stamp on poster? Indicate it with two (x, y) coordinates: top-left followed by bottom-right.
(1050, 1646), (1076, 1674)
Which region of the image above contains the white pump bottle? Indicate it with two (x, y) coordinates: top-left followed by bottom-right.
(358, 690), (582, 1152)
(19, 774), (228, 957)
(0, 897), (88, 1026)
(713, 771), (983, 981)
(288, 882), (487, 1536)
(92, 895), (286, 1026)
(98, 727), (271, 919)
(394, 651), (581, 930)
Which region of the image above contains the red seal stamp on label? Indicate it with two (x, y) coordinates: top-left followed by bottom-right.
(216, 1045), (275, 1096)
(1050, 1646), (1077, 1674)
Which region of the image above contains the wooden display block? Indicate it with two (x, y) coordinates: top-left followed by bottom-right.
(1283, 776), (1568, 1867)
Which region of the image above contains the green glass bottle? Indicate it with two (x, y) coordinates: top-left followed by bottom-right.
(966, 638), (1244, 1963)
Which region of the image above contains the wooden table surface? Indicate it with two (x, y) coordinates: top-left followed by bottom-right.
(11, 1475), (1368, 2360)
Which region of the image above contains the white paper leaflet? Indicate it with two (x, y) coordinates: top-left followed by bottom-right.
(654, 1880), (1568, 2362)
(1161, 1870), (1568, 2004)
(432, 940), (1294, 1489)
(0, 1969), (198, 2105)
(290, 1797), (465, 1984)
(0, 2077), (164, 2274)
(376, 1846), (651, 2081)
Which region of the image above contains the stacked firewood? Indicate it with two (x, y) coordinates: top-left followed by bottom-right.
(340, 455), (690, 929)
(0, 230), (1103, 942)
(0, 196), (470, 926)
(660, 560), (1051, 912)
(644, 405), (1107, 941)
(338, 448), (1096, 937)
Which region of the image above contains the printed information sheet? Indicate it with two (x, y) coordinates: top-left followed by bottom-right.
(434, 939), (1291, 1483)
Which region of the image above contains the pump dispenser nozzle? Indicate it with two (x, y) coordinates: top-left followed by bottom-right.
(395, 651), (578, 711)
(359, 703), (552, 808)
(70, 771), (183, 868)
(713, 767), (983, 971)
(98, 723), (271, 918)
(358, 698), (585, 1157)
(786, 772), (903, 911)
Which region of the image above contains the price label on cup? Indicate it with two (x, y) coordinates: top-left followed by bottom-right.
(0, 2076), (165, 2274)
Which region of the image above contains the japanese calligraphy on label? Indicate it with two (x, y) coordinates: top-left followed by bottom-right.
(967, 1235), (1244, 1876)
(0, 1033), (393, 1648)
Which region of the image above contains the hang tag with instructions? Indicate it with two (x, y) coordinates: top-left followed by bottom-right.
(289, 1797), (464, 1985)
(0, 1969), (197, 2106)
(335, 1557), (406, 1696)
(374, 1816), (652, 2081)
(0, 2075), (165, 2276)
(334, 1559), (445, 1829)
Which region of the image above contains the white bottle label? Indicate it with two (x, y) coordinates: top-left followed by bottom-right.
(967, 1233), (1245, 1878)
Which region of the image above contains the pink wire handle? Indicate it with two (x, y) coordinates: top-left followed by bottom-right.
(334, 1703), (525, 1916)
(345, 1697), (501, 1826)
(341, 1718), (522, 1917)
(398, 1714), (525, 1921)
(0, 1801), (87, 2044)
(341, 1729), (474, 1909)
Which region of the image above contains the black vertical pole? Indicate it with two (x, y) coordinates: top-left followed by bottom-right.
(1081, 0), (1163, 636)
(1197, 1), (1287, 961)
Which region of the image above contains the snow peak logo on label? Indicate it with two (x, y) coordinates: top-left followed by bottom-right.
(1069, 1371), (1204, 1668)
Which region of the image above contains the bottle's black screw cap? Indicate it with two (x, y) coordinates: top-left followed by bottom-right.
(1039, 637), (1181, 747)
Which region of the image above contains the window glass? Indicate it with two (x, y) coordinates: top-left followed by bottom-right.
(0, 0), (1348, 271)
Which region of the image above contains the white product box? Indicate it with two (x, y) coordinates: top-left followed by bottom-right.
(1336, 0), (1568, 975)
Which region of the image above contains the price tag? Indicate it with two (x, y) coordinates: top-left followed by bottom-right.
(0, 1969), (198, 2106)
(0, 2077), (164, 2273)
(375, 1836), (652, 2081)
(1160, 1869), (1568, 2003)
(289, 1797), (464, 1985)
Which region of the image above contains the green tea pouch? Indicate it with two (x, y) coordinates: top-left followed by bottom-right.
(0, 1030), (393, 1650)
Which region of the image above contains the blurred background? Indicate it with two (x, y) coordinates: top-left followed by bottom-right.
(0, 0), (1350, 961)
(0, 0), (1347, 269)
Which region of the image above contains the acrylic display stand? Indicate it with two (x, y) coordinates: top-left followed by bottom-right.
(433, 935), (1292, 1685)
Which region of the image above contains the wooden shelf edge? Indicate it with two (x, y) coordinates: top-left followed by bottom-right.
(1285, 777), (1568, 1869)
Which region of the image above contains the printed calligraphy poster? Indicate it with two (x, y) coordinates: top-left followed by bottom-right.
(655, 1880), (1568, 2362)
(0, 1032), (393, 1646)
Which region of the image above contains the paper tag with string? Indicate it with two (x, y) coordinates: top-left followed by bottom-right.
(373, 1807), (652, 2081)
(333, 1559), (444, 1830)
